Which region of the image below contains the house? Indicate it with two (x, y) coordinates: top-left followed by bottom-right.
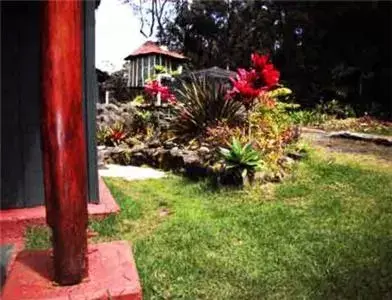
(1, 1), (98, 209)
(125, 41), (188, 89)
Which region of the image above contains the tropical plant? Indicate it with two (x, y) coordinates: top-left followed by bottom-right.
(227, 53), (280, 110)
(96, 122), (128, 147)
(133, 110), (153, 134)
(107, 122), (128, 146)
(131, 95), (145, 107)
(96, 125), (110, 146)
(172, 76), (245, 135)
(288, 110), (329, 126)
(220, 138), (263, 182)
(204, 122), (244, 148)
(315, 99), (356, 119)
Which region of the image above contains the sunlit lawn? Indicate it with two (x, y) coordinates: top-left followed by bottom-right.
(26, 149), (392, 299)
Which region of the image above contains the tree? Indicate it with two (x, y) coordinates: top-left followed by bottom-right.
(104, 64), (132, 102)
(132, 0), (392, 117)
(123, 0), (172, 38)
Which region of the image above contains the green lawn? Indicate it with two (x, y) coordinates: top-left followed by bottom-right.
(26, 149), (392, 299)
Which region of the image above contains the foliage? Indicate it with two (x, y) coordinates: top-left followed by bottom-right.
(96, 122), (127, 147)
(227, 54), (280, 110)
(154, 1), (392, 118)
(248, 99), (300, 169)
(96, 124), (110, 146)
(220, 138), (263, 181)
(204, 122), (244, 148)
(288, 110), (329, 126)
(131, 95), (145, 107)
(288, 100), (356, 126)
(103, 66), (132, 102)
(171, 76), (245, 135)
(154, 64), (182, 78)
(315, 99), (356, 119)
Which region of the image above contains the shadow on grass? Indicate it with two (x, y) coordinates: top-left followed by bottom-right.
(315, 236), (392, 299)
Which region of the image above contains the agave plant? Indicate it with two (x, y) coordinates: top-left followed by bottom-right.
(172, 76), (245, 135)
(220, 138), (263, 182)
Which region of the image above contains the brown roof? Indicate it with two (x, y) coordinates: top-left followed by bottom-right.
(124, 41), (187, 60)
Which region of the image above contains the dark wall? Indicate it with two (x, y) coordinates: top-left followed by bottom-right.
(0, 1), (99, 209)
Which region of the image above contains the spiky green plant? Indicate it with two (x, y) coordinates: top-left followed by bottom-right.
(172, 76), (245, 135)
(220, 138), (263, 180)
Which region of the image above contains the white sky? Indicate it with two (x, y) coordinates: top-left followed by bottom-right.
(95, 0), (149, 73)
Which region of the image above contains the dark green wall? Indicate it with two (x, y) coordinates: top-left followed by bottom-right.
(0, 1), (98, 209)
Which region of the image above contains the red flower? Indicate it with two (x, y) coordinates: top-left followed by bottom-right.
(251, 53), (269, 71)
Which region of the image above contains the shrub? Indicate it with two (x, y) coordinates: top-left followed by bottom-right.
(204, 122), (245, 148)
(288, 110), (326, 126)
(220, 138), (263, 183)
(247, 99), (300, 170)
(172, 76), (245, 136)
(315, 99), (356, 119)
(133, 110), (152, 133)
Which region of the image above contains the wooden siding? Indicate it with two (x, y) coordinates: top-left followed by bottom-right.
(127, 54), (182, 88)
(0, 1), (99, 209)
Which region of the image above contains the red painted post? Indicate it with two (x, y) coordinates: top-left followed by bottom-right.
(41, 0), (88, 285)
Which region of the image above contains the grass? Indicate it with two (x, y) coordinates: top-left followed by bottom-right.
(26, 149), (392, 299)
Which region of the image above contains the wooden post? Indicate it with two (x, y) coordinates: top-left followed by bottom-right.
(41, 0), (88, 285)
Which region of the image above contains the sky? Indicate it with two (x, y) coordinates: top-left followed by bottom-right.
(95, 0), (149, 73)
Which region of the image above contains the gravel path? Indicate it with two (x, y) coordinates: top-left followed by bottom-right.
(99, 164), (166, 181)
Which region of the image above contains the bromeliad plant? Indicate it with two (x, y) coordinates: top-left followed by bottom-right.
(227, 53), (280, 110)
(96, 122), (128, 147)
(226, 53), (281, 138)
(220, 138), (263, 183)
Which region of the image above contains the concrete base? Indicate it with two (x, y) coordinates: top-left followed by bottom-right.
(0, 177), (119, 246)
(1, 241), (142, 300)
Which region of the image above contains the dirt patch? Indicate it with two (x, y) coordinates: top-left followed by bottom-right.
(302, 129), (392, 163)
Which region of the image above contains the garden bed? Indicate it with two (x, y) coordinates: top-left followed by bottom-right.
(96, 54), (302, 187)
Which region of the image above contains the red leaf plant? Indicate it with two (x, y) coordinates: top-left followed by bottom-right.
(145, 80), (176, 104)
(227, 53), (280, 109)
